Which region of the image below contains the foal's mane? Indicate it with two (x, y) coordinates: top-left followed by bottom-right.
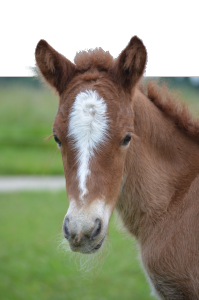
(146, 80), (199, 142)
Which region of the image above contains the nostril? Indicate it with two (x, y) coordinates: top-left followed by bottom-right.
(91, 218), (102, 240)
(63, 218), (70, 239)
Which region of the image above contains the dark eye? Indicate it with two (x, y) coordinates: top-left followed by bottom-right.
(54, 135), (62, 147)
(120, 135), (131, 146)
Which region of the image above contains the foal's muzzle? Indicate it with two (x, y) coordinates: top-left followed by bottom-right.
(62, 216), (104, 253)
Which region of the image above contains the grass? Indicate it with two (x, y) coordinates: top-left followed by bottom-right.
(0, 78), (198, 298)
(0, 78), (199, 175)
(0, 81), (64, 175)
(0, 191), (154, 300)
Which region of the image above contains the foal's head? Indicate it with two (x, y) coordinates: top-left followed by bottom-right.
(35, 36), (147, 253)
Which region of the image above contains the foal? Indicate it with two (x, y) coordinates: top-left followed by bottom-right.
(35, 36), (199, 299)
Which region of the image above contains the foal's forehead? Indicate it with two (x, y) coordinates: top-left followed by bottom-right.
(56, 76), (134, 137)
(68, 89), (109, 141)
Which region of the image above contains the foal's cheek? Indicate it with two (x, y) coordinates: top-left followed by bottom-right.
(59, 149), (67, 172)
(59, 152), (69, 187)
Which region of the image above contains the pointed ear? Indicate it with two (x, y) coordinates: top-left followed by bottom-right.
(110, 36), (147, 91)
(35, 40), (76, 94)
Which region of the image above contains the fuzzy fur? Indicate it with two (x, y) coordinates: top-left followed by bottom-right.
(35, 36), (199, 299)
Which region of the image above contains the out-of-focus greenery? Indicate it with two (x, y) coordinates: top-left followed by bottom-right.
(0, 191), (155, 300)
(0, 78), (198, 300)
(0, 78), (64, 175)
(0, 77), (199, 175)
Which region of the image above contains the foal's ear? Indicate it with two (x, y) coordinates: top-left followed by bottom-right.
(35, 40), (76, 94)
(110, 36), (147, 91)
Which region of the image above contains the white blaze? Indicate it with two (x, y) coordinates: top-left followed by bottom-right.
(68, 90), (109, 199)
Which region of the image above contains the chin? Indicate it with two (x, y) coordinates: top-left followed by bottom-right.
(69, 237), (105, 254)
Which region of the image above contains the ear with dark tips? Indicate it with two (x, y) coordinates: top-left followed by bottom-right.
(35, 40), (76, 94)
(110, 36), (147, 91)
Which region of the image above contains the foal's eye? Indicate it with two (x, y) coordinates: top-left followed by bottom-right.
(54, 135), (62, 147)
(120, 135), (131, 146)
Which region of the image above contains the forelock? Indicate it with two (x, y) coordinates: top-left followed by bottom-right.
(74, 48), (114, 72)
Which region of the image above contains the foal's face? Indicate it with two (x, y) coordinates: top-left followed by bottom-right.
(35, 35), (147, 253)
(54, 77), (134, 253)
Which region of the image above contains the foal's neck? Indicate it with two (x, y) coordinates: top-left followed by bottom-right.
(117, 88), (199, 240)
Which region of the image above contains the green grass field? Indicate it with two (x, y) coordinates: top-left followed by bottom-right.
(0, 78), (199, 175)
(0, 80), (63, 175)
(0, 191), (154, 300)
(0, 78), (199, 299)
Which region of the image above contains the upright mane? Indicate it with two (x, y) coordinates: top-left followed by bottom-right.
(74, 48), (114, 72)
(147, 80), (199, 142)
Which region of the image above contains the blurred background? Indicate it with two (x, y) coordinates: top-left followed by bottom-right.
(1, 77), (199, 176)
(0, 77), (199, 300)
